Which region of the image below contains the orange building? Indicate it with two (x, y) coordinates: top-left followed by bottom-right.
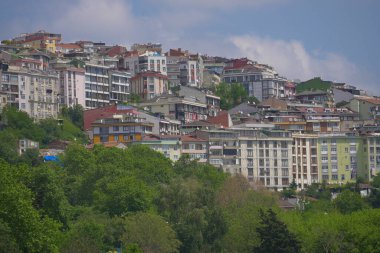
(90, 113), (154, 144)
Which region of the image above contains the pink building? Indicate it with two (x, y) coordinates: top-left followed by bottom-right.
(130, 71), (168, 100)
(55, 66), (86, 107)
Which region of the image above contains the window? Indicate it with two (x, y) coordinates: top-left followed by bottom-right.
(248, 168), (253, 176)
(322, 175), (329, 181)
(113, 126), (119, 131)
(331, 147), (337, 152)
(247, 149), (253, 157)
(114, 135), (119, 141)
(331, 174), (338, 180)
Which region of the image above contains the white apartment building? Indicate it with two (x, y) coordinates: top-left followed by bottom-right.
(109, 70), (130, 104)
(85, 63), (110, 109)
(237, 128), (293, 190)
(292, 134), (319, 189)
(222, 61), (286, 101)
(123, 51), (167, 76)
(1, 66), (59, 120)
(56, 67), (85, 108)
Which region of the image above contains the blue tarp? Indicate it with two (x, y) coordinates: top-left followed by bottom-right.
(43, 156), (59, 162)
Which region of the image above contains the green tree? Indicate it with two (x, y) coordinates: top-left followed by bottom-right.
(127, 93), (142, 103)
(38, 118), (62, 145)
(94, 175), (152, 216)
(61, 105), (84, 130)
(333, 190), (368, 214)
(0, 159), (61, 252)
(122, 212), (181, 253)
(0, 129), (19, 163)
(254, 208), (301, 253)
(369, 173), (380, 207)
(19, 148), (43, 166)
(215, 83), (248, 110)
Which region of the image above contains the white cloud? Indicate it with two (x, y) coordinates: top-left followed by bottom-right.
(52, 0), (137, 44)
(229, 35), (367, 86)
(147, 0), (285, 9)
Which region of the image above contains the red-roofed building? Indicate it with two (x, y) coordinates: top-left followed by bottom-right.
(56, 43), (82, 54)
(207, 111), (232, 128)
(349, 96), (380, 120)
(12, 30), (61, 53)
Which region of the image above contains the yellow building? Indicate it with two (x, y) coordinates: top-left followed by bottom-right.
(90, 114), (154, 144)
(13, 30), (61, 53)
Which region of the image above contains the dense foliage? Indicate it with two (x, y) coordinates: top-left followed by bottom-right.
(1, 109), (380, 252)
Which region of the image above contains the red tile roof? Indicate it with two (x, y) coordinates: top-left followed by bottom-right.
(181, 135), (207, 142)
(207, 111), (231, 128)
(56, 43), (81, 50)
(356, 97), (380, 105)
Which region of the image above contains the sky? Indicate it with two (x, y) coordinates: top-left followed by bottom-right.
(1, 0), (379, 94)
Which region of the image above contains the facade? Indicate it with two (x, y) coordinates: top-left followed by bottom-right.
(139, 95), (208, 124)
(90, 114), (154, 144)
(1, 66), (59, 120)
(178, 86), (221, 116)
(56, 66), (85, 107)
(85, 63), (110, 109)
(237, 128), (293, 190)
(165, 48), (189, 87)
(366, 134), (380, 179)
(12, 30), (61, 53)
(179, 60), (199, 87)
(130, 71), (168, 100)
(19, 139), (39, 155)
(194, 130), (240, 174)
(222, 59), (286, 101)
(109, 70), (130, 104)
(123, 51), (167, 76)
(292, 134), (319, 189)
(317, 133), (365, 184)
(349, 97), (380, 120)
(140, 134), (181, 161)
(181, 135), (208, 163)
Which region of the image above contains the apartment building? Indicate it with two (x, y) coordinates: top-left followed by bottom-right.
(1, 66), (59, 119)
(130, 71), (168, 100)
(222, 58), (286, 101)
(122, 51), (167, 76)
(366, 133), (380, 179)
(195, 130), (240, 174)
(85, 63), (110, 109)
(90, 113), (154, 144)
(12, 30), (61, 53)
(292, 134), (319, 189)
(318, 133), (366, 184)
(179, 60), (200, 87)
(165, 48), (189, 87)
(55, 66), (85, 107)
(109, 70), (130, 104)
(139, 95), (208, 124)
(237, 128), (293, 190)
(181, 135), (208, 163)
(178, 86), (221, 116)
(140, 134), (181, 162)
